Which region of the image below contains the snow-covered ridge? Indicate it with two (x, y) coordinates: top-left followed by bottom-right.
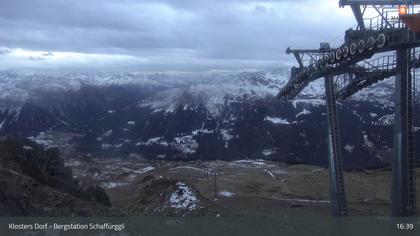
(0, 68), (409, 118)
(139, 71), (289, 115)
(0, 71), (188, 106)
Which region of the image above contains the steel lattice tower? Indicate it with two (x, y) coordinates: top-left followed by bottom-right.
(279, 0), (420, 217)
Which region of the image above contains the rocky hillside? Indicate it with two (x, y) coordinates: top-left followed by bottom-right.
(0, 138), (115, 216)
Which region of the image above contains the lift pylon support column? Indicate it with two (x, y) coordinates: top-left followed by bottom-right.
(325, 75), (348, 217)
(392, 35), (416, 216)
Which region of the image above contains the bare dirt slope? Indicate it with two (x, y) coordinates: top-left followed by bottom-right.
(68, 157), (420, 216)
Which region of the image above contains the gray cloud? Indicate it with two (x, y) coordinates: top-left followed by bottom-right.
(28, 56), (46, 61)
(42, 52), (54, 57)
(0, 47), (11, 55)
(0, 0), (356, 71)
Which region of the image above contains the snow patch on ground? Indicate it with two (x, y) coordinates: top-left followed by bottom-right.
(278, 198), (330, 204)
(344, 144), (355, 153)
(136, 137), (169, 147)
(262, 148), (276, 156)
(219, 191), (235, 197)
(172, 135), (199, 154)
(132, 166), (155, 174)
(363, 134), (374, 148)
(220, 129), (235, 141)
(103, 129), (113, 137)
(169, 166), (205, 172)
(352, 110), (363, 122)
(264, 116), (290, 125)
(103, 182), (129, 189)
(169, 182), (199, 210)
(233, 159), (267, 167)
(101, 143), (112, 150)
(291, 99), (325, 108)
(28, 133), (54, 147)
(296, 108), (311, 118)
(376, 114), (394, 126)
(22, 146), (33, 150)
(220, 129), (236, 149)
(28, 131), (81, 149)
(128, 136), (188, 155)
(192, 128), (214, 136)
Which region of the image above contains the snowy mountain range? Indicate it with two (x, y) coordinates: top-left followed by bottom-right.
(0, 69), (418, 170)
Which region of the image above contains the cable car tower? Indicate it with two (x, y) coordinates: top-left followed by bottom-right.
(279, 0), (420, 217)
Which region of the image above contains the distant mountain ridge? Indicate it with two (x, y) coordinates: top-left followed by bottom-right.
(0, 69), (418, 170)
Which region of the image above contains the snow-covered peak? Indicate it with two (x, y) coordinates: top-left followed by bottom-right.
(139, 70), (289, 115)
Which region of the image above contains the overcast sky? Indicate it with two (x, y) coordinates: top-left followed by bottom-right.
(0, 0), (356, 72)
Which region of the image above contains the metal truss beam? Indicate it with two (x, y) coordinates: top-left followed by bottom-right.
(336, 56), (420, 99)
(335, 70), (394, 100)
(351, 4), (366, 30)
(278, 36), (420, 100)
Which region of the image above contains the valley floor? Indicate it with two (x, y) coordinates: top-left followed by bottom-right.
(66, 157), (420, 217)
